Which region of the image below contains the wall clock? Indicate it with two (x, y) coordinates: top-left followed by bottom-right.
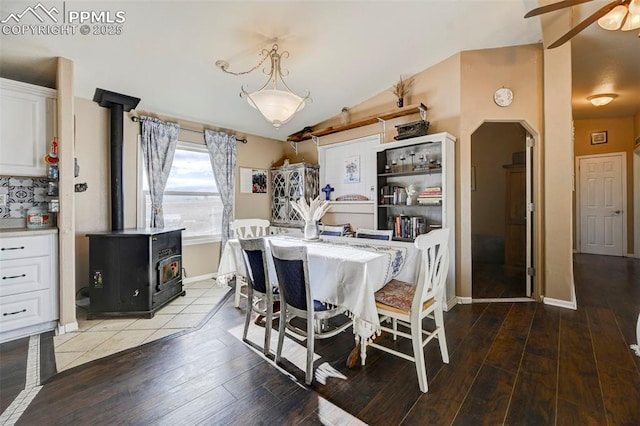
(494, 87), (513, 107)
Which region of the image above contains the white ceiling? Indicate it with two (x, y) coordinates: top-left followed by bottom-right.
(0, 1), (638, 140)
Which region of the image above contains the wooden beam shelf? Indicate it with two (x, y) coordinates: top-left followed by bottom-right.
(287, 103), (427, 143)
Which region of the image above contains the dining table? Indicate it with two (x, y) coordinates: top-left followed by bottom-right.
(217, 234), (420, 348)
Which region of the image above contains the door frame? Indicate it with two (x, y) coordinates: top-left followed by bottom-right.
(575, 152), (628, 256)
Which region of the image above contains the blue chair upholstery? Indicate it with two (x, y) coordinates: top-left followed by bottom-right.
(239, 237), (279, 355)
(270, 243), (351, 385)
(355, 228), (393, 240)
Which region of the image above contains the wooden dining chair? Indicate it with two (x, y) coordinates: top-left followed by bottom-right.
(270, 244), (351, 385)
(363, 228), (450, 393)
(238, 238), (279, 355)
(355, 228), (393, 240)
(230, 218), (270, 307)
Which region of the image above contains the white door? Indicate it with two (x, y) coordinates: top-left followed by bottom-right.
(579, 154), (625, 256)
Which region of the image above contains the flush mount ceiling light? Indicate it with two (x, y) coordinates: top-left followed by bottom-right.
(587, 93), (618, 106)
(597, 0), (640, 32)
(216, 43), (311, 129)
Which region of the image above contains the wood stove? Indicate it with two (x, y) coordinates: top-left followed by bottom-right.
(86, 228), (185, 319)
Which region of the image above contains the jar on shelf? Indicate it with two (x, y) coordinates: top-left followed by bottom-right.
(47, 164), (59, 180)
(48, 199), (59, 212)
(47, 181), (58, 196)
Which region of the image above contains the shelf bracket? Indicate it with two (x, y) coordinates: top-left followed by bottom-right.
(377, 118), (387, 138)
(418, 104), (427, 121)
(289, 141), (298, 155)
(311, 135), (320, 147)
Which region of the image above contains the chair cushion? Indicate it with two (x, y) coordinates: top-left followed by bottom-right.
(375, 279), (434, 314)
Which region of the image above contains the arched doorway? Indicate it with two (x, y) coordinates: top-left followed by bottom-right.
(471, 122), (534, 300)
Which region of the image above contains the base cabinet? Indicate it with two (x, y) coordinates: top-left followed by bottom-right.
(0, 232), (58, 343)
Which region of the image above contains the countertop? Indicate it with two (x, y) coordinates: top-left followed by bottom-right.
(0, 227), (59, 237)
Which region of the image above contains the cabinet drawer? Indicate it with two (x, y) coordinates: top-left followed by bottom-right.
(0, 290), (52, 332)
(0, 235), (51, 260)
(0, 257), (50, 297)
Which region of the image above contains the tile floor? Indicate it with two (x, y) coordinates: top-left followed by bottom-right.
(54, 278), (230, 372)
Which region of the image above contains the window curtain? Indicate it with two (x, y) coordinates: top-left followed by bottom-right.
(204, 130), (236, 249)
(140, 116), (180, 228)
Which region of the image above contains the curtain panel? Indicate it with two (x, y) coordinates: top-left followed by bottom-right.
(140, 116), (180, 228)
(204, 130), (236, 249)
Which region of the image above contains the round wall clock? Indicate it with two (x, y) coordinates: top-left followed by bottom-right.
(494, 87), (513, 107)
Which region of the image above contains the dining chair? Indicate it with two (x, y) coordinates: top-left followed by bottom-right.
(355, 228), (393, 240)
(270, 243), (352, 385)
(238, 237), (279, 355)
(363, 228), (450, 393)
(319, 223), (348, 236)
(230, 218), (270, 307)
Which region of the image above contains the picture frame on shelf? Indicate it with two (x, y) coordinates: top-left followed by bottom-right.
(590, 131), (607, 145)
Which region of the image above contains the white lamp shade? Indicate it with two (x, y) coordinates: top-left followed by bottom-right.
(246, 89), (306, 128)
(598, 5), (629, 30)
(622, 9), (640, 30)
(629, 0), (640, 15)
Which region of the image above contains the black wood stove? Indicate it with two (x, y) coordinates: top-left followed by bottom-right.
(86, 228), (185, 319)
(86, 88), (185, 319)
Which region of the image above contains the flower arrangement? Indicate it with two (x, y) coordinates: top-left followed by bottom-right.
(392, 76), (414, 99)
(290, 196), (331, 222)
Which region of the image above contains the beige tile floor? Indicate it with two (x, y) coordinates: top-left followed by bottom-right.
(54, 279), (230, 372)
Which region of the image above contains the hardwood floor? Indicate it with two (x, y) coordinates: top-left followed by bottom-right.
(14, 254), (640, 425)
(472, 262), (527, 299)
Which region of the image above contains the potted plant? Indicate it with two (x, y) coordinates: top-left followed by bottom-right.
(392, 76), (414, 108)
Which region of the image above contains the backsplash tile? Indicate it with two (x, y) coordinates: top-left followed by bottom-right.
(0, 177), (49, 218)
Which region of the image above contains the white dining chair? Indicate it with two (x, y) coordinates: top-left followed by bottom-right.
(355, 228), (393, 241)
(270, 243), (351, 385)
(362, 228), (450, 393)
(230, 218), (270, 307)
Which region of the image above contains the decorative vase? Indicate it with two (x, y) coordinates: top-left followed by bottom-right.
(397, 97), (404, 108)
(303, 220), (320, 240)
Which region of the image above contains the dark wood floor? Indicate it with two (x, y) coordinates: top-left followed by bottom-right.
(11, 254), (640, 425)
(472, 262), (527, 299)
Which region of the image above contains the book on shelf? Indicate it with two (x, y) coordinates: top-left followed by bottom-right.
(388, 215), (428, 240)
(379, 185), (407, 205)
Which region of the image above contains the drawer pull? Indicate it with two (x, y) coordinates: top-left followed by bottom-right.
(3, 309), (27, 316)
(1, 246), (25, 251)
(3, 274), (26, 280)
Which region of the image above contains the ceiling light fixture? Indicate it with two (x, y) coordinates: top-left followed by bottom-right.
(597, 0), (640, 32)
(587, 93), (618, 106)
(216, 43), (311, 129)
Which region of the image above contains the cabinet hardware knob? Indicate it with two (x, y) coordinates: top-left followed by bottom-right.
(2, 274), (26, 280)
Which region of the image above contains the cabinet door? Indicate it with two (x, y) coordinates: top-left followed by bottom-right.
(0, 88), (50, 176)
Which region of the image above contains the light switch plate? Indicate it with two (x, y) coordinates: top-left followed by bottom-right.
(0, 194), (6, 205)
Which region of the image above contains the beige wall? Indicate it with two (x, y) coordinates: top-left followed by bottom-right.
(574, 116), (635, 253)
(460, 44), (544, 300)
(73, 101), (284, 292)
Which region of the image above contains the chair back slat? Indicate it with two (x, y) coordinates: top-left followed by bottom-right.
(231, 219), (270, 238)
(413, 229), (450, 311)
(270, 244), (312, 312)
(239, 238), (270, 295)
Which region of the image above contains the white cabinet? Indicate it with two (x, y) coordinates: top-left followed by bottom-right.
(270, 163), (320, 227)
(0, 78), (57, 177)
(375, 132), (456, 308)
(0, 231), (58, 343)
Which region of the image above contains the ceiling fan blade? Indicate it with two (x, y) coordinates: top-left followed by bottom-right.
(524, 0), (594, 18)
(548, 0), (622, 48)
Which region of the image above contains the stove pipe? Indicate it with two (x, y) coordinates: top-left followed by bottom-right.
(93, 89), (141, 231)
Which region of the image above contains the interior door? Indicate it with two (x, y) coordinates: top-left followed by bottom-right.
(579, 154), (624, 256)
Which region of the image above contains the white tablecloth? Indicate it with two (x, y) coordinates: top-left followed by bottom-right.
(217, 235), (419, 339)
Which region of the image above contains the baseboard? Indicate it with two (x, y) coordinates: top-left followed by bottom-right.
(56, 321), (78, 335)
(443, 297), (459, 311)
(183, 273), (216, 284)
(456, 297), (472, 305)
(542, 286), (577, 310)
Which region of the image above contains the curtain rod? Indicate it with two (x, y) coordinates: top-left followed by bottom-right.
(130, 116), (248, 144)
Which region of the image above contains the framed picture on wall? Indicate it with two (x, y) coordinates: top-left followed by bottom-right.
(240, 168), (267, 194)
(590, 131), (607, 145)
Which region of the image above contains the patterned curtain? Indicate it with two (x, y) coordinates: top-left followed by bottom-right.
(140, 116), (180, 228)
(205, 130), (237, 249)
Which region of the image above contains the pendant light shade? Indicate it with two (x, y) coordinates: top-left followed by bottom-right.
(598, 5), (629, 30)
(216, 43), (311, 129)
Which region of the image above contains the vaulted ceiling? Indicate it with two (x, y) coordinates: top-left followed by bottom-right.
(0, 1), (637, 140)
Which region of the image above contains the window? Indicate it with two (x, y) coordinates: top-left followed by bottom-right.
(140, 141), (222, 244)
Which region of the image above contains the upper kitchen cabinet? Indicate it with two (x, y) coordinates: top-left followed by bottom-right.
(0, 78), (57, 177)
